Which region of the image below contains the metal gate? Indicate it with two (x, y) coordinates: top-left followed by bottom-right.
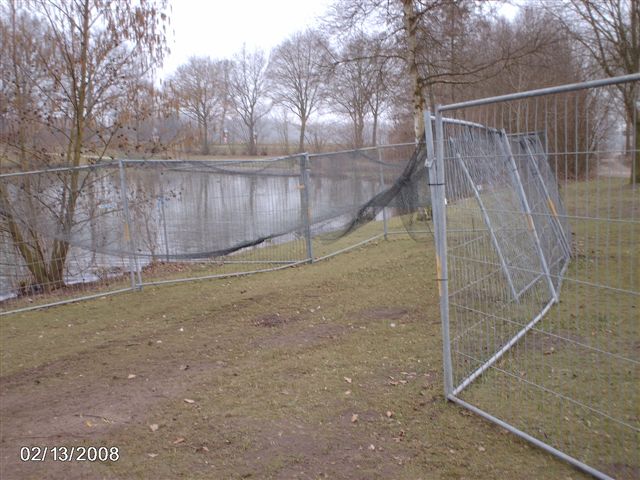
(427, 74), (639, 480)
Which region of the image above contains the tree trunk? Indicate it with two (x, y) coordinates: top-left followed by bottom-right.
(248, 122), (257, 156)
(46, 0), (91, 290)
(202, 117), (210, 155)
(356, 114), (365, 149)
(298, 116), (306, 152)
(401, 0), (425, 143)
(372, 110), (379, 147)
(634, 104), (640, 185)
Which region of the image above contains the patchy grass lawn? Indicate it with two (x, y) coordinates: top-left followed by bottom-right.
(0, 236), (590, 480)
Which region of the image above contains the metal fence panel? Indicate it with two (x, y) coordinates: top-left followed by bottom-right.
(1, 144), (418, 314)
(433, 74), (639, 480)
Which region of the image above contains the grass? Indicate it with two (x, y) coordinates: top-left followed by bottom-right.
(1, 178), (635, 479)
(0, 234), (589, 480)
(0, 215), (402, 313)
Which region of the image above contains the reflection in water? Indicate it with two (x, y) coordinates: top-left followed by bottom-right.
(1, 154), (415, 300)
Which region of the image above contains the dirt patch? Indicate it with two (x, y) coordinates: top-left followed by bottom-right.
(600, 463), (640, 480)
(526, 329), (589, 354)
(357, 307), (410, 322)
(255, 322), (346, 350)
(0, 352), (227, 480)
(253, 313), (297, 328)
(236, 417), (402, 480)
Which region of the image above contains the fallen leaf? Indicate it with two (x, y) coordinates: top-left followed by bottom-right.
(149, 424), (159, 432)
(344, 377), (352, 384)
(84, 420), (94, 428)
(351, 414), (358, 423)
(172, 437), (185, 445)
(184, 398), (195, 404)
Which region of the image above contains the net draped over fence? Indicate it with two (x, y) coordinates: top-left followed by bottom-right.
(1, 143), (430, 312)
(427, 75), (639, 480)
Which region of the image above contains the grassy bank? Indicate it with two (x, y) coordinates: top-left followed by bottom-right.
(0, 236), (588, 479)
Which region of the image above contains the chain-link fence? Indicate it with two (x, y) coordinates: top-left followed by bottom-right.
(428, 74), (639, 480)
(1, 143), (425, 315)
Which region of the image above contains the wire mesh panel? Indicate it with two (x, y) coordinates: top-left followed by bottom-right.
(308, 143), (427, 243)
(0, 165), (136, 309)
(1, 144), (421, 313)
(432, 75), (639, 479)
(121, 158), (311, 274)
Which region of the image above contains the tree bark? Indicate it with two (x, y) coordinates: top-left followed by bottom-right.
(298, 116), (306, 152)
(202, 116), (210, 155)
(372, 110), (379, 147)
(634, 103), (640, 184)
(401, 0), (425, 143)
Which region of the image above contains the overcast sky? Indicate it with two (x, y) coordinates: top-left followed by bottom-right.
(161, 0), (521, 79)
(160, 0), (333, 78)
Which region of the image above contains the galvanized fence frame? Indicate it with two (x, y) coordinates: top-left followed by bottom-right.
(428, 74), (639, 480)
(1, 144), (416, 316)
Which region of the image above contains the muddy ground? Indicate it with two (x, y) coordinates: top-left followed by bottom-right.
(1, 238), (589, 479)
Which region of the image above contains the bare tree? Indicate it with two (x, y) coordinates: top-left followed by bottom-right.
(267, 29), (327, 152)
(229, 45), (271, 156)
(169, 56), (225, 155)
(275, 107), (292, 154)
(542, 0), (639, 184)
(328, 34), (376, 148)
(0, 0), (168, 292)
(327, 0), (552, 141)
(367, 36), (397, 146)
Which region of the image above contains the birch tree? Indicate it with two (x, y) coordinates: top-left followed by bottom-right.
(327, 0), (551, 141)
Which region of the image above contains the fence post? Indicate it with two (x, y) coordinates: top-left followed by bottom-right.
(299, 153), (314, 262)
(377, 146), (389, 240)
(118, 160), (142, 290)
(159, 181), (170, 262)
(426, 109), (454, 398)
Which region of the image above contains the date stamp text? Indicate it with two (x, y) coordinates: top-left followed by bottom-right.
(20, 446), (120, 462)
